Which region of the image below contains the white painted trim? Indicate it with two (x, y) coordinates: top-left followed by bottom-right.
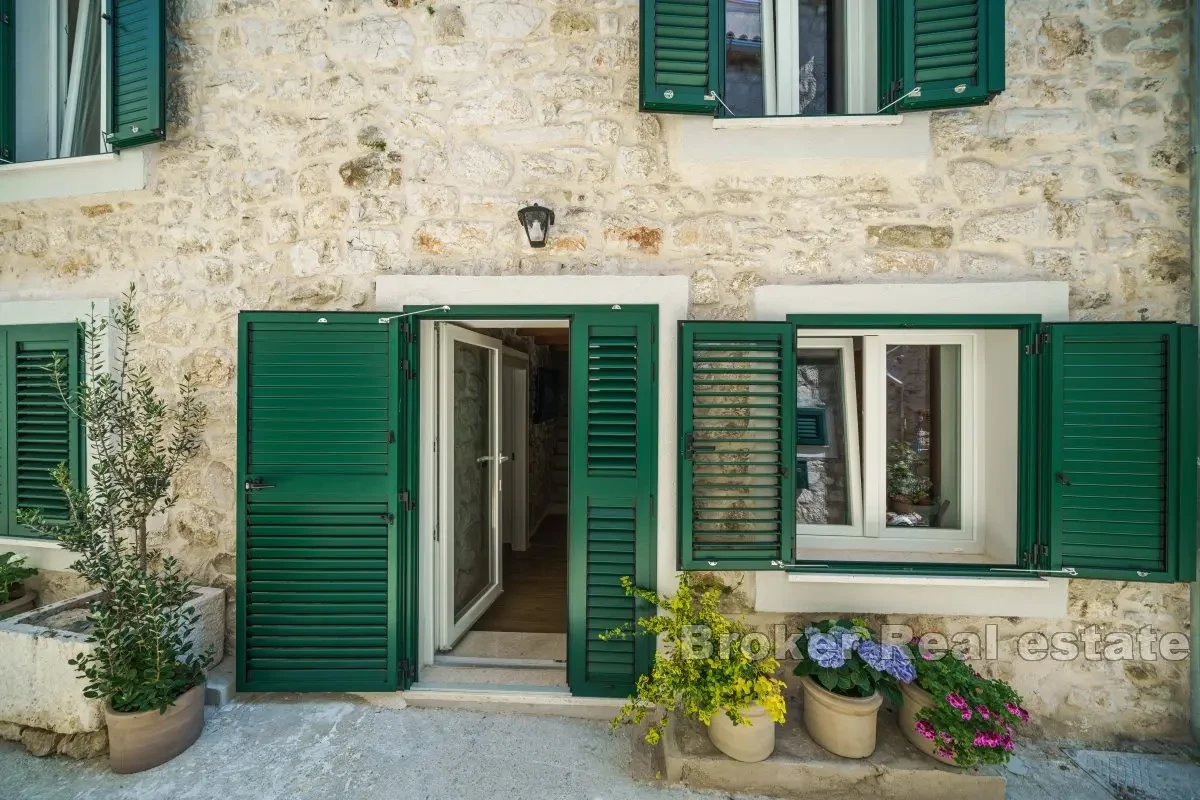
(378, 275), (691, 674)
(713, 114), (903, 130)
(0, 149), (148, 204)
(0, 298), (113, 572)
(843, 0), (879, 114)
(756, 570), (1069, 617)
(753, 282), (1071, 322)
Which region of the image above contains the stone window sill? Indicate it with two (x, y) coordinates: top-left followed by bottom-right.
(713, 114), (905, 131)
(0, 537), (76, 572)
(0, 149), (148, 204)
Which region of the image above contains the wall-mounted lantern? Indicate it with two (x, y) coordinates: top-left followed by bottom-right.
(517, 203), (554, 248)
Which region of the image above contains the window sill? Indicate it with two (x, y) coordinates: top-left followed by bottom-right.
(0, 149), (149, 204)
(754, 569), (1068, 618)
(0, 536), (75, 572)
(713, 114), (904, 131)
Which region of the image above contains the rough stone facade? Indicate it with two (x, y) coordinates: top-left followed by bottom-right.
(0, 0), (1191, 743)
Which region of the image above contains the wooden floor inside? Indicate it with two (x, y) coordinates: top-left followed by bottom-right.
(474, 515), (567, 634)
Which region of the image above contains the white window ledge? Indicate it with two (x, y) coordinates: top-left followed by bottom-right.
(755, 570), (1069, 618)
(0, 149), (148, 204)
(713, 114), (905, 130)
(0, 537), (76, 572)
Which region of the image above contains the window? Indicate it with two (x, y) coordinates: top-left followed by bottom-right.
(678, 318), (1197, 585)
(0, 324), (83, 540)
(0, 0), (167, 165)
(641, 0), (1006, 117)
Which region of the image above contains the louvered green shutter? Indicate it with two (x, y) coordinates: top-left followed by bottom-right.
(640, 0), (719, 114)
(567, 309), (657, 698)
(679, 322), (796, 570)
(237, 313), (406, 692)
(895, 0), (1004, 111)
(3, 326), (82, 539)
(0, 0), (13, 163)
(1043, 323), (1197, 583)
(107, 0), (166, 149)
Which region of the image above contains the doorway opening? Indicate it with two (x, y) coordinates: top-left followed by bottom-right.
(423, 319), (571, 690)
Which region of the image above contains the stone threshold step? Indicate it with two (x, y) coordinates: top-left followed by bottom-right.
(662, 705), (1006, 800)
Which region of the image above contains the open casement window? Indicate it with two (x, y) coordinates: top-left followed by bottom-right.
(679, 316), (1197, 584)
(640, 0), (1004, 117)
(0, 325), (83, 540)
(1040, 323), (1197, 583)
(0, 0), (164, 164)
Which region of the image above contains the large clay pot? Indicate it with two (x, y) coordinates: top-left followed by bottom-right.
(799, 675), (882, 759)
(0, 585), (35, 619)
(898, 680), (958, 766)
(105, 683), (205, 773)
(707, 703), (776, 762)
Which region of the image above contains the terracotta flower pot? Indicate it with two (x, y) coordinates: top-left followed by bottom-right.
(799, 675), (882, 759)
(898, 680), (958, 766)
(105, 683), (205, 774)
(707, 703), (776, 763)
(0, 586), (35, 619)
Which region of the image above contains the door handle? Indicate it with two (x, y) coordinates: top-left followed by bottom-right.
(244, 477), (276, 492)
(476, 455), (511, 464)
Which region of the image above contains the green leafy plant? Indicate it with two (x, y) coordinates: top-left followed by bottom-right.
(793, 618), (915, 706)
(602, 573), (787, 746)
(0, 552), (37, 604)
(909, 640), (1028, 767)
(886, 441), (933, 504)
(17, 285), (212, 714)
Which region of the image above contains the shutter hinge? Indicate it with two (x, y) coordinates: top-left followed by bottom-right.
(380, 512), (396, 523)
(1030, 332), (1049, 356)
(1, 12), (10, 24)
(398, 659), (416, 683)
(401, 359), (414, 379)
(399, 321), (413, 344)
(387, 430), (395, 444)
(399, 490), (415, 511)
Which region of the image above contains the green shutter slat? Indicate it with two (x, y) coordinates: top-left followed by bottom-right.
(1045, 323), (1196, 583)
(568, 311), (657, 699)
(640, 0), (718, 113)
(678, 323), (796, 570)
(107, 0), (167, 149)
(238, 315), (401, 693)
(897, 0), (1002, 111)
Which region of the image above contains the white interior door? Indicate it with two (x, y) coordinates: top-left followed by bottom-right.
(436, 323), (504, 650)
(501, 357), (530, 552)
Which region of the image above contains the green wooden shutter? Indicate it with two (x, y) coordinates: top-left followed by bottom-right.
(0, 0), (13, 163)
(567, 309), (657, 698)
(1043, 323), (1197, 583)
(895, 0), (1004, 111)
(679, 322), (796, 570)
(107, 0), (166, 149)
(237, 313), (405, 692)
(640, 0), (719, 114)
(4, 326), (82, 539)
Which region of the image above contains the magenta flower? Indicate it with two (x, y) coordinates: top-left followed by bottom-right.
(945, 693), (968, 711)
(1001, 736), (1015, 752)
(939, 732), (953, 744)
(1004, 703), (1030, 722)
(935, 747), (956, 760)
(960, 708), (973, 722)
(914, 720), (936, 741)
(921, 650), (936, 660)
(975, 705), (991, 720)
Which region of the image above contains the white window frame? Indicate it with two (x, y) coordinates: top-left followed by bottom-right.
(795, 328), (982, 556)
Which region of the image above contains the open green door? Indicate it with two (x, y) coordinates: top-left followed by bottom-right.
(567, 307), (658, 698)
(237, 312), (413, 692)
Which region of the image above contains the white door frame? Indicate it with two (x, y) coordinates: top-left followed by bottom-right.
(435, 323), (505, 650)
(501, 349), (530, 552)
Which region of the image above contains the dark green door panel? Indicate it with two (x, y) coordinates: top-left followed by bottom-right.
(678, 322), (796, 570)
(237, 314), (403, 692)
(567, 309), (657, 698)
(1043, 323), (1197, 583)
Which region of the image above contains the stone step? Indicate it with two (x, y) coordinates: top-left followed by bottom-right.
(662, 705), (1006, 800)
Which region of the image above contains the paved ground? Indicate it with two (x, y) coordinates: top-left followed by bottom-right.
(2, 697), (1198, 800)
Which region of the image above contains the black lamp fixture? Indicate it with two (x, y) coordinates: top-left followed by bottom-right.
(517, 203), (554, 248)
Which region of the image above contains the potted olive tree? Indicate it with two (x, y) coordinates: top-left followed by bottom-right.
(18, 286), (212, 774)
(886, 442), (939, 522)
(0, 552), (38, 618)
(604, 574), (788, 763)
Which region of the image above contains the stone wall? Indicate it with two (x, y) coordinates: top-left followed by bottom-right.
(0, 0), (1191, 741)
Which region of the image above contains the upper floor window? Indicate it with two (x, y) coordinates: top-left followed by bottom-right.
(641, 0), (1006, 117)
(1, 0), (168, 165)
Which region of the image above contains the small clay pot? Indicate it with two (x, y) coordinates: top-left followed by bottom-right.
(707, 703), (776, 762)
(105, 683), (205, 774)
(799, 675), (882, 759)
(898, 680), (959, 766)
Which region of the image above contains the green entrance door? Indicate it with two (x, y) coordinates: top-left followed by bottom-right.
(236, 312), (411, 692)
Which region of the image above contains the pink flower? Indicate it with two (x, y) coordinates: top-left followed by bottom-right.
(1004, 703), (1030, 723)
(939, 732), (953, 744)
(914, 720), (936, 741)
(945, 693), (968, 711)
(975, 705), (991, 720)
(1002, 736), (1015, 752)
(921, 650), (937, 660)
(935, 747), (956, 760)
(960, 708), (973, 722)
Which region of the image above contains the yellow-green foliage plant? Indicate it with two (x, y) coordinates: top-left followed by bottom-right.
(603, 573), (787, 745)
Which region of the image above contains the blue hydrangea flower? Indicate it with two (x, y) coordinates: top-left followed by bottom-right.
(856, 639), (887, 672)
(804, 625), (820, 639)
(826, 626), (862, 654)
(880, 643), (916, 683)
(807, 633), (846, 669)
